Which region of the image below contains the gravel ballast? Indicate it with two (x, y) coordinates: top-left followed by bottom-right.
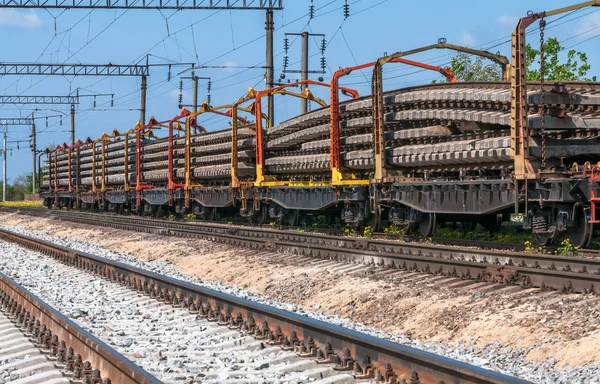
(0, 235), (355, 383)
(1, 223), (599, 383)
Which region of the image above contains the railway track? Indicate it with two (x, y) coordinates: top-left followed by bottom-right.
(0, 226), (528, 384)
(0, 268), (159, 383)
(2, 207), (599, 295)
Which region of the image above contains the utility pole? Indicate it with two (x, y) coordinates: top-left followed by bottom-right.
(191, 69), (198, 113)
(3, 131), (6, 202)
(300, 31), (309, 114)
(265, 9), (275, 127)
(140, 75), (147, 125)
(31, 116), (36, 194)
(70, 104), (75, 145)
(282, 32), (327, 114)
(180, 73), (210, 134)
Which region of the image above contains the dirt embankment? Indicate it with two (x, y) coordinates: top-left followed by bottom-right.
(1, 212), (598, 369)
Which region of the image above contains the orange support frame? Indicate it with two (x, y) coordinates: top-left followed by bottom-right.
(331, 58), (456, 185)
(253, 80), (358, 186)
(67, 139), (84, 193)
(52, 144), (68, 193)
(135, 117), (169, 207)
(182, 102), (259, 208)
(329, 58), (456, 185)
(168, 108), (191, 195)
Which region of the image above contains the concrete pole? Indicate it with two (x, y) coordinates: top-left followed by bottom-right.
(300, 31), (309, 114)
(191, 70), (198, 112)
(140, 75), (147, 125)
(70, 104), (75, 145)
(3, 131), (6, 202)
(265, 10), (275, 127)
(31, 120), (37, 194)
(191, 70), (199, 135)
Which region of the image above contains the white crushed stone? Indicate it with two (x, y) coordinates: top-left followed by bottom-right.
(0, 238), (354, 384)
(2, 225), (599, 384)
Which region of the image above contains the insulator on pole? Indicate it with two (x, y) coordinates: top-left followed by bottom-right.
(207, 93), (211, 105)
(111, 94), (114, 107)
(309, 0), (314, 19)
(283, 54), (289, 69)
(93, 95), (97, 108)
(178, 79), (183, 105)
(168, 64), (172, 81)
(60, 116), (63, 126)
(321, 38), (327, 54)
(343, 0), (349, 18)
(46, 117), (48, 127)
(207, 80), (212, 93)
(320, 56), (326, 71)
(283, 37), (289, 52)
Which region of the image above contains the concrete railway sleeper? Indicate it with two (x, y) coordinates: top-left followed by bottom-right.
(0, 227), (527, 384)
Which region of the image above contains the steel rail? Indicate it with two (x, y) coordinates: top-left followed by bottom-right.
(0, 227), (528, 384)
(2, 206), (600, 294)
(0, 271), (160, 384)
(262, 80), (600, 133)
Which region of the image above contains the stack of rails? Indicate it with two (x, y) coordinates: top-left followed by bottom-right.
(264, 83), (600, 179)
(43, 82), (600, 190)
(43, 126), (257, 189)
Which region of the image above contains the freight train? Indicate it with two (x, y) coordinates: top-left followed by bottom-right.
(39, 29), (600, 248)
(39, 76), (600, 248)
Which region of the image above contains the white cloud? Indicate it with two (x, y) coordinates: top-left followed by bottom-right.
(0, 9), (41, 29)
(458, 31), (478, 47)
(496, 15), (518, 25)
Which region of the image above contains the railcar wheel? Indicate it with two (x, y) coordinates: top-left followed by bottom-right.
(368, 205), (382, 232)
(204, 207), (215, 221)
(568, 206), (593, 248)
(418, 212), (436, 237)
(256, 206), (267, 225)
(286, 209), (299, 227)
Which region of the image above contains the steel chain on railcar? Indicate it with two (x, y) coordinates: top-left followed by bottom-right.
(539, 17), (547, 170)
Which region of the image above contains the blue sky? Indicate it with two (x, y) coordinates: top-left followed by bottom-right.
(1, 0), (599, 182)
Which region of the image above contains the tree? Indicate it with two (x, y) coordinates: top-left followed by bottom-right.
(446, 52), (502, 82)
(228, 119), (255, 127)
(0, 173), (34, 201)
(439, 37), (595, 83)
(526, 37), (596, 81)
(45, 143), (58, 151)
